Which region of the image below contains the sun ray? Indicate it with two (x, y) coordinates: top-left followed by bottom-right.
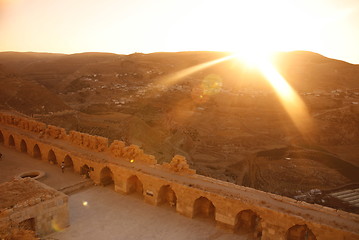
(257, 59), (313, 139)
(136, 55), (232, 100)
(156, 55), (232, 89)
(230, 52), (313, 139)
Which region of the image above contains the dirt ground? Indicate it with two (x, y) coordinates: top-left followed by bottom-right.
(0, 145), (87, 190)
(0, 145), (250, 240)
(47, 186), (247, 240)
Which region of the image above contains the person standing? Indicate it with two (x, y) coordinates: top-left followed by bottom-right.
(61, 161), (65, 173)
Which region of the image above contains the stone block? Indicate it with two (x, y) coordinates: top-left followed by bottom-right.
(215, 213), (235, 226)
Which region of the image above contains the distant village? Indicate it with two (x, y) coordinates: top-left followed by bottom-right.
(60, 71), (359, 110)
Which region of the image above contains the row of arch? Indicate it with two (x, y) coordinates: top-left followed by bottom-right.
(90, 164), (316, 239)
(0, 130), (317, 239)
(0, 132), (74, 169)
(95, 164), (264, 236)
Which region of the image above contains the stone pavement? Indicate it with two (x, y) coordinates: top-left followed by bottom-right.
(47, 186), (248, 240)
(0, 145), (250, 240)
(0, 145), (88, 191)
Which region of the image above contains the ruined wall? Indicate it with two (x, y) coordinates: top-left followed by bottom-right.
(0, 112), (157, 165)
(44, 125), (67, 139)
(162, 155), (196, 175)
(0, 113), (46, 134)
(0, 179), (69, 237)
(108, 141), (157, 164)
(0, 112), (358, 240)
(68, 130), (108, 152)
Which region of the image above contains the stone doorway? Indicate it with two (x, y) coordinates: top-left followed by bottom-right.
(193, 196), (215, 220)
(80, 165), (91, 178)
(48, 149), (57, 165)
(287, 224), (317, 240)
(100, 167), (114, 187)
(20, 139), (27, 153)
(127, 175), (143, 197)
(158, 185), (177, 209)
(64, 155), (74, 171)
(235, 209), (262, 238)
(8, 135), (15, 147)
(33, 144), (42, 159)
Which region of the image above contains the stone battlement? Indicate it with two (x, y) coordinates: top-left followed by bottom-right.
(0, 113), (163, 167)
(0, 112), (358, 240)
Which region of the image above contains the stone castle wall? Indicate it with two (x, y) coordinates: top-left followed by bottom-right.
(0, 112), (358, 240)
(0, 178), (69, 237)
(0, 113), (158, 166)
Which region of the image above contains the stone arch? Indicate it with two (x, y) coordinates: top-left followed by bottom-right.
(80, 164), (91, 178)
(48, 149), (57, 165)
(286, 224), (317, 240)
(64, 155), (74, 170)
(33, 144), (42, 159)
(100, 167), (114, 186)
(157, 185), (177, 208)
(8, 135), (15, 147)
(127, 175), (143, 196)
(20, 139), (27, 153)
(0, 130), (4, 143)
(235, 209), (262, 238)
(193, 196), (215, 219)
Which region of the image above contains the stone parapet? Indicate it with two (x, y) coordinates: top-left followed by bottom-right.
(0, 112), (358, 239)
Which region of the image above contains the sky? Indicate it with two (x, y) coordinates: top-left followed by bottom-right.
(1, 0), (359, 63)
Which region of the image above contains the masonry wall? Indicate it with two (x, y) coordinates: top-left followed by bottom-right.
(0, 112), (358, 240)
(0, 180), (69, 237)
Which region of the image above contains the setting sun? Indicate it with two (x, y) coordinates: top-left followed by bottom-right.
(230, 49), (312, 137)
(0, 0), (358, 63)
(1, 0), (359, 239)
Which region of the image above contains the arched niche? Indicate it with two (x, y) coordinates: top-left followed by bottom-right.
(193, 196), (215, 220)
(158, 185), (177, 209)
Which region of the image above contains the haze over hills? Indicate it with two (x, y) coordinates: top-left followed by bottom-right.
(0, 51), (358, 209)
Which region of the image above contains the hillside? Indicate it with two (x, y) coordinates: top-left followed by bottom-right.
(0, 74), (71, 114)
(0, 50), (358, 204)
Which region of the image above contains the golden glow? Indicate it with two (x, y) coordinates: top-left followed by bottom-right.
(232, 50), (313, 137)
(130, 159), (134, 163)
(0, 0), (358, 63)
(258, 61), (312, 136)
(156, 56), (231, 90)
(233, 50), (275, 70)
(166, 1), (359, 63)
(82, 201), (88, 206)
(51, 219), (64, 232)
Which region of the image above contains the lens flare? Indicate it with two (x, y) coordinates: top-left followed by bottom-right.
(51, 218), (65, 232)
(233, 49), (276, 70)
(135, 55), (231, 100)
(201, 74), (222, 95)
(231, 52), (312, 139)
(257, 60), (312, 137)
(156, 56), (231, 90)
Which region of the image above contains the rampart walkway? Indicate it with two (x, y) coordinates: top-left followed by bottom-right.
(0, 112), (358, 240)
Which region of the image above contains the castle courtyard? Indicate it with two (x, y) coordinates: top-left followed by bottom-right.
(0, 145), (248, 240)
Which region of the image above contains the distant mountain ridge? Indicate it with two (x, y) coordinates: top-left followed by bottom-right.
(1, 50), (358, 199)
(0, 50), (358, 115)
(0, 50), (357, 90)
